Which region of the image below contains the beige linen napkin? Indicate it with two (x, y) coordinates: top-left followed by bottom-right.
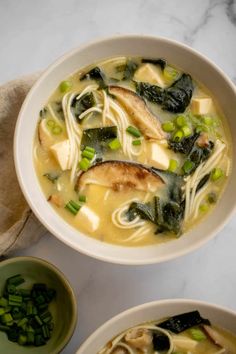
(0, 74), (46, 256)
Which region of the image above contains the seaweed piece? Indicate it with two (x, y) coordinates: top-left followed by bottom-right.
(81, 126), (117, 155)
(196, 173), (211, 193)
(136, 74), (194, 113)
(43, 173), (60, 183)
(80, 67), (106, 88)
(141, 58), (167, 70)
(158, 311), (211, 334)
(162, 73), (194, 113)
(152, 169), (184, 204)
(168, 132), (200, 154)
(153, 331), (170, 351)
(126, 201), (155, 223)
(162, 201), (184, 234)
(136, 82), (164, 104)
(123, 60), (138, 80)
(39, 107), (47, 118)
(71, 92), (96, 121)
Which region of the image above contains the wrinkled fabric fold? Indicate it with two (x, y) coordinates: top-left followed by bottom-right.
(0, 74), (46, 256)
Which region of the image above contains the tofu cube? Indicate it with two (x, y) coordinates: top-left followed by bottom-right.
(50, 139), (71, 171)
(147, 142), (170, 170)
(134, 64), (166, 87)
(75, 205), (100, 232)
(191, 97), (212, 115)
(172, 336), (198, 350)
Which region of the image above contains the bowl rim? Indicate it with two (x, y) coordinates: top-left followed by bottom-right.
(14, 34), (236, 265)
(0, 256), (78, 353)
(76, 298), (236, 353)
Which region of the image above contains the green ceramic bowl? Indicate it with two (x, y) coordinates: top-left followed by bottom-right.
(0, 257), (77, 354)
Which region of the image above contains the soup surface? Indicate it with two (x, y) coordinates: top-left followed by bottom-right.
(98, 310), (236, 354)
(34, 56), (231, 246)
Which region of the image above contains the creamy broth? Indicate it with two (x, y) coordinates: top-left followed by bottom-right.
(98, 312), (236, 354)
(34, 56), (231, 246)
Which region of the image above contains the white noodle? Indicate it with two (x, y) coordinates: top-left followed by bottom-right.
(47, 104), (63, 126)
(78, 106), (102, 120)
(184, 140), (225, 221)
(101, 324), (174, 354)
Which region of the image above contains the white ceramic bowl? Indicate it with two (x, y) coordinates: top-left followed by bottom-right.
(76, 299), (236, 353)
(14, 35), (236, 265)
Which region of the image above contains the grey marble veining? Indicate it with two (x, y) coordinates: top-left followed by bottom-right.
(1, 1), (236, 353)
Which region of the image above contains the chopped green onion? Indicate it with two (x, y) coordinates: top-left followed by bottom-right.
(161, 121), (175, 132)
(196, 125), (208, 133)
(65, 200), (81, 215)
(189, 328), (207, 341)
(79, 158), (91, 171)
(132, 139), (142, 146)
(84, 146), (95, 153)
(79, 195), (86, 203)
(0, 308), (5, 316)
(18, 334), (27, 346)
(0, 298), (8, 308)
(173, 130), (183, 142)
(175, 115), (187, 127)
(82, 149), (95, 160)
(208, 192), (217, 204)
(182, 125), (192, 137)
(211, 168), (224, 181)
(59, 80), (72, 93)
(163, 66), (179, 81)
(69, 200), (81, 211)
(126, 125), (142, 138)
(0, 275), (55, 347)
(65, 203), (78, 215)
(202, 116), (213, 126)
(7, 274), (24, 286)
(168, 159), (179, 172)
(46, 119), (55, 128)
(199, 203), (209, 212)
(52, 125), (62, 135)
(108, 138), (121, 150)
(17, 317), (28, 328)
(182, 160), (195, 174)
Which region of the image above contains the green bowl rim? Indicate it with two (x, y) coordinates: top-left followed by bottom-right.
(0, 256), (78, 354)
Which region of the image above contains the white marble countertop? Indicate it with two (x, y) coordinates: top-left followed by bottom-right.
(1, 0), (236, 353)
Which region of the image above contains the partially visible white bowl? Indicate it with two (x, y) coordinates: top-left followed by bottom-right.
(76, 299), (236, 353)
(14, 35), (236, 265)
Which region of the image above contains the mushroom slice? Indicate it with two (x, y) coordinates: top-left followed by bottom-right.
(76, 160), (165, 192)
(109, 85), (165, 140)
(203, 325), (236, 353)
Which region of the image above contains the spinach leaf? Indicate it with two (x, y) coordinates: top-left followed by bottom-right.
(81, 126), (117, 155)
(71, 92), (95, 122)
(141, 58), (166, 70)
(80, 67), (107, 89)
(136, 82), (164, 104)
(162, 73), (194, 113)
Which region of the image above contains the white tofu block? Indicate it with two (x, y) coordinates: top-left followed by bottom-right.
(172, 336), (198, 351)
(191, 97), (212, 115)
(50, 139), (71, 171)
(147, 142), (170, 170)
(134, 64), (166, 87)
(75, 205), (100, 232)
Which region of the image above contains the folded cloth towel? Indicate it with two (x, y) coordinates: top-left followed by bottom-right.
(0, 74), (46, 256)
